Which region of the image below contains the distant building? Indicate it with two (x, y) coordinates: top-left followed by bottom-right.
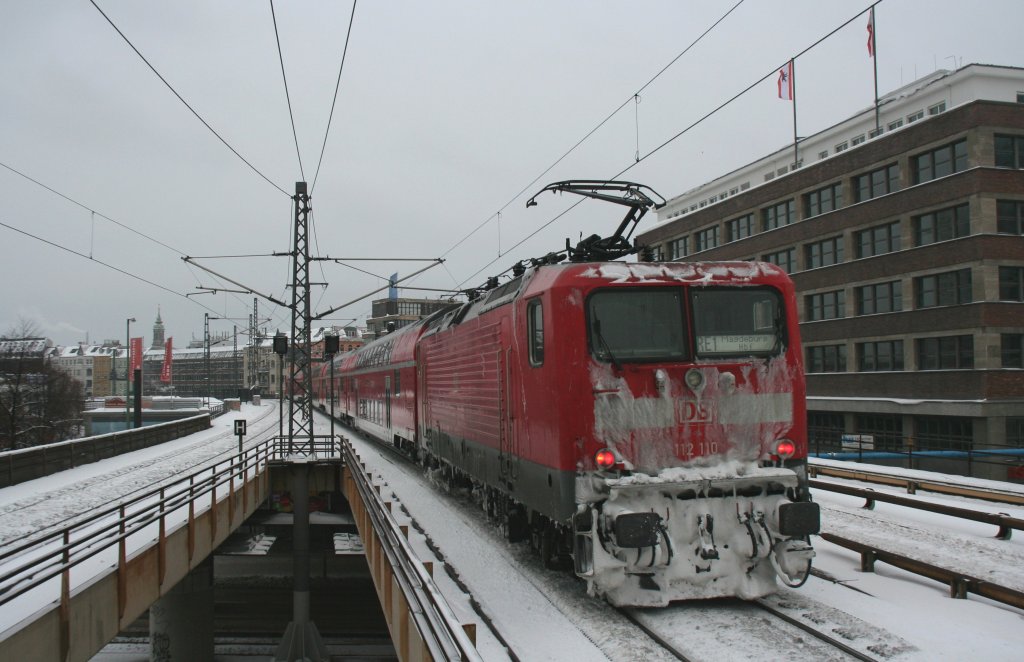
(52, 344), (120, 397)
(366, 297), (455, 339)
(637, 64), (1024, 477)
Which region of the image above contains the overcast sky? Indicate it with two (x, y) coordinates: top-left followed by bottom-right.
(1, 0), (1021, 348)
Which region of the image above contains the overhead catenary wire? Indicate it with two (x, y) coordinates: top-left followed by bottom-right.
(457, 1), (883, 288)
(88, 0), (290, 198)
(311, 0), (358, 194)
(437, 0), (747, 261)
(0, 160), (187, 256)
(0, 218), (221, 317)
(269, 0), (306, 182)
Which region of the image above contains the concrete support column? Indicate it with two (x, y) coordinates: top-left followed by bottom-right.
(149, 558), (214, 662)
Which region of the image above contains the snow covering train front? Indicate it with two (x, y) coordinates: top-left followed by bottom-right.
(557, 261), (819, 606)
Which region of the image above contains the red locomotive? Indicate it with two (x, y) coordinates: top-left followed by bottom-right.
(313, 182), (819, 606)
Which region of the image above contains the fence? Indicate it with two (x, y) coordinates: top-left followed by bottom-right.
(0, 414), (211, 488)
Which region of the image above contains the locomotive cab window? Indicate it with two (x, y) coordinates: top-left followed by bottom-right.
(587, 288), (688, 363)
(527, 298), (544, 365)
(691, 288), (783, 357)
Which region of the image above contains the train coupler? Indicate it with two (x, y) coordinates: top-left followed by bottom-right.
(696, 514), (719, 560)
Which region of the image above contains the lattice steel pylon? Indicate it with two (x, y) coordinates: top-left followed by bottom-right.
(287, 181), (315, 454)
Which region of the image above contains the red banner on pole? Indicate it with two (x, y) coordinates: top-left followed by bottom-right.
(130, 337), (144, 374)
(161, 337), (173, 383)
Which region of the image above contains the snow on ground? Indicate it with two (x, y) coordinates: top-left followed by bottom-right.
(332, 415), (1024, 661)
(0, 402), (279, 545)
(3, 409), (1023, 660)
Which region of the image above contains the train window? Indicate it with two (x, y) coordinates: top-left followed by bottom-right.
(394, 369), (401, 396)
(586, 288), (688, 363)
(691, 288), (783, 357)
(527, 298), (544, 366)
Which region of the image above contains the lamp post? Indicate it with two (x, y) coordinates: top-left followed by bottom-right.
(126, 317), (135, 429)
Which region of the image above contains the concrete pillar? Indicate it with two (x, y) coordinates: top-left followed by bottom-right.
(149, 558), (214, 662)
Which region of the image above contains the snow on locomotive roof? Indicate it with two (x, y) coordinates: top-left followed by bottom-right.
(576, 260), (783, 284)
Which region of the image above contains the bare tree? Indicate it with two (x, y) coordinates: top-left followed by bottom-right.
(0, 318), (84, 449)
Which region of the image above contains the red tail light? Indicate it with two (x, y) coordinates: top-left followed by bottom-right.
(595, 449), (616, 469)
(775, 439), (796, 459)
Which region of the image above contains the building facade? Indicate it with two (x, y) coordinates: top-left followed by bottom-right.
(366, 297), (454, 339)
(637, 65), (1024, 477)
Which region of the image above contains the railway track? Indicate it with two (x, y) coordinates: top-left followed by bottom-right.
(619, 590), (916, 662)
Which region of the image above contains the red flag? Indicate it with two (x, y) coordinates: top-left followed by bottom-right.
(867, 8), (875, 57)
(130, 337), (144, 374)
(160, 337), (173, 383)
(777, 60), (794, 100)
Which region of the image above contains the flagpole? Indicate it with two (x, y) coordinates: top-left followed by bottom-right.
(871, 7), (880, 133)
(791, 59), (798, 168)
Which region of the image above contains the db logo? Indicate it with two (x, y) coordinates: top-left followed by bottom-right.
(675, 400), (711, 423)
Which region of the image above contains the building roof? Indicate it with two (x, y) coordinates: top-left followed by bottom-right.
(656, 63), (1024, 222)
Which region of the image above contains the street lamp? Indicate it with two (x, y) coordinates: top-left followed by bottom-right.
(125, 317), (135, 429)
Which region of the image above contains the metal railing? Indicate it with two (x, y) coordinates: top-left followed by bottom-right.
(0, 437), (273, 615)
(343, 439), (482, 661)
(811, 479), (1024, 539)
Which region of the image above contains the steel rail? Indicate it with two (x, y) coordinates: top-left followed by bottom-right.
(818, 532), (1024, 610)
(753, 600), (880, 662)
(343, 439), (482, 661)
(808, 462), (1024, 506)
(811, 479), (1024, 539)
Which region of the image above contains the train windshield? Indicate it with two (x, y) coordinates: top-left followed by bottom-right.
(587, 288), (688, 362)
(691, 287), (783, 357)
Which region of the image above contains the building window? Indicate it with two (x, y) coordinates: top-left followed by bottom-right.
(995, 134), (1024, 168)
(857, 340), (904, 371)
(527, 299), (544, 366)
(818, 150), (828, 160)
(917, 335), (974, 370)
(915, 268), (972, 308)
(928, 101), (946, 115)
(761, 199), (795, 231)
(851, 134), (866, 146)
(804, 182), (843, 218)
(695, 226), (719, 252)
(806, 345), (847, 373)
(999, 266), (1024, 301)
(726, 214), (755, 242)
(912, 139), (968, 184)
(762, 247), (796, 273)
(869, 127), (883, 138)
(668, 236), (689, 260)
(835, 141), (848, 153)
(853, 164), (900, 202)
(907, 110), (924, 123)
(806, 290), (845, 321)
(915, 416), (972, 451)
(888, 119), (904, 131)
(856, 413), (903, 451)
(997, 200), (1024, 234)
(1003, 334), (1024, 368)
(856, 281), (902, 315)
(805, 236), (844, 269)
(649, 245), (664, 261)
(1018, 92), (1024, 104)
(855, 220), (901, 258)
(914, 203), (970, 245)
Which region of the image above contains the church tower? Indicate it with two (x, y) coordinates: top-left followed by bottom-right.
(151, 307), (165, 350)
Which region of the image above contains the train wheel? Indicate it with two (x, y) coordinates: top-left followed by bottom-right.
(507, 506), (528, 543)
